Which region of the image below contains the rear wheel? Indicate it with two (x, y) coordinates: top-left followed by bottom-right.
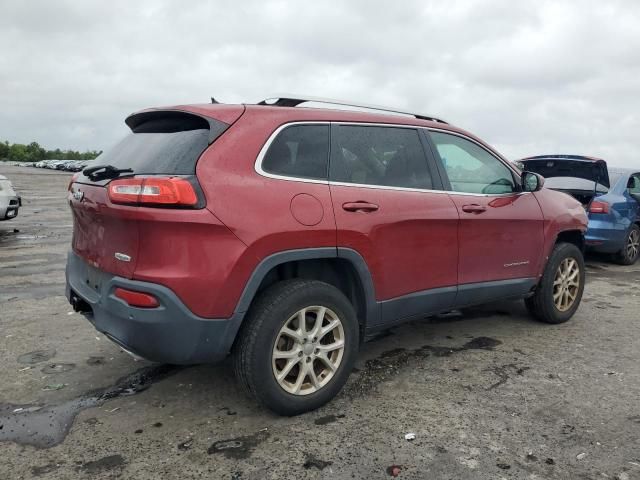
(525, 242), (585, 324)
(233, 279), (358, 415)
(616, 224), (640, 265)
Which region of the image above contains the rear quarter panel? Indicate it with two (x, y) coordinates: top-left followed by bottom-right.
(195, 110), (338, 316)
(586, 192), (633, 250)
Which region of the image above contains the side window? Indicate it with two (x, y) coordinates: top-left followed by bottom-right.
(628, 175), (640, 194)
(261, 125), (329, 180)
(429, 131), (516, 195)
(330, 125), (432, 189)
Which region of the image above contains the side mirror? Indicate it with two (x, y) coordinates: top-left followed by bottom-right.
(522, 171), (545, 192)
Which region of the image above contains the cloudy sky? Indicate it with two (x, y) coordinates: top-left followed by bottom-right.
(1, 0), (639, 166)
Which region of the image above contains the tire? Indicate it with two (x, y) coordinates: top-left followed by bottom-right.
(233, 279), (359, 415)
(525, 242), (585, 324)
(616, 224), (640, 265)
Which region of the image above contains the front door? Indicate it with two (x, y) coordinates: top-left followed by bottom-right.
(427, 130), (544, 304)
(329, 124), (459, 325)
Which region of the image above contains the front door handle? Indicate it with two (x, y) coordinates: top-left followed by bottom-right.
(342, 201), (379, 212)
(461, 204), (487, 214)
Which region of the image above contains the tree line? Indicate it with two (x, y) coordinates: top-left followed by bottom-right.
(0, 140), (102, 162)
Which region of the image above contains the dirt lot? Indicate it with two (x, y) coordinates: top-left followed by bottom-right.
(0, 164), (639, 480)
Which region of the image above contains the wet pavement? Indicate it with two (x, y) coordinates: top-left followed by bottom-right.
(1, 164), (639, 479)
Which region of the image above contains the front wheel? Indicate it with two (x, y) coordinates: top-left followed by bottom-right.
(525, 242), (585, 324)
(233, 279), (359, 415)
(616, 224), (640, 265)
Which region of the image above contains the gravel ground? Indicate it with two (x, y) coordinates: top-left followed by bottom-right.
(0, 164), (639, 480)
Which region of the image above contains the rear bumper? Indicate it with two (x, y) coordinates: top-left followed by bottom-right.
(65, 251), (243, 364)
(585, 218), (627, 253)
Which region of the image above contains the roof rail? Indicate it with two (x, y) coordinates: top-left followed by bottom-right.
(256, 94), (448, 124)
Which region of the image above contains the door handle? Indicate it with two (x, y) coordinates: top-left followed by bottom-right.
(461, 204), (487, 214)
(342, 202), (379, 212)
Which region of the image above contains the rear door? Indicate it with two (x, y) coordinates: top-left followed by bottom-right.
(426, 130), (544, 301)
(329, 124), (459, 324)
(69, 109), (240, 278)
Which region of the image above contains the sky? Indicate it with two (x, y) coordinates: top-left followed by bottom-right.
(1, 0), (639, 166)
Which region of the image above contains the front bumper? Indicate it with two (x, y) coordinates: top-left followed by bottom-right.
(65, 251), (243, 364)
(0, 195), (20, 220)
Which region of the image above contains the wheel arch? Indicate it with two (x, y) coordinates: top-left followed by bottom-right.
(234, 248), (379, 333)
(555, 229), (585, 252)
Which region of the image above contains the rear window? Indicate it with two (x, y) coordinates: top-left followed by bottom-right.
(94, 111), (227, 175)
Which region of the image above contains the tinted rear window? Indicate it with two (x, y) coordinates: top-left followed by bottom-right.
(93, 111), (227, 175)
(261, 125), (329, 180)
(95, 130), (209, 175)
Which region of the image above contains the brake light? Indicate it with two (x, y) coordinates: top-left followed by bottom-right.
(589, 200), (610, 214)
(68, 172), (80, 191)
(114, 287), (159, 308)
(108, 177), (198, 206)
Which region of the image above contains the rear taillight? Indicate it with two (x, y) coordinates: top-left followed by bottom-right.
(108, 177), (198, 206)
(589, 200), (610, 214)
(114, 287), (159, 308)
(68, 172), (80, 191)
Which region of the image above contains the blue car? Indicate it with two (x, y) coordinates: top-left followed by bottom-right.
(518, 155), (640, 265)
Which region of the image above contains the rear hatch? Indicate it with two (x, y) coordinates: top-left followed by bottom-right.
(517, 155), (609, 207)
(68, 107), (243, 278)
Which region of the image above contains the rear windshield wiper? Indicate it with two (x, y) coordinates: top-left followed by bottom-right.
(83, 165), (134, 181)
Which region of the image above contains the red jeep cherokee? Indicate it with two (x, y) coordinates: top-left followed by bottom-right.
(66, 96), (588, 414)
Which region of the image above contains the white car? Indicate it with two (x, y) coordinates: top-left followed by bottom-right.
(0, 175), (21, 220)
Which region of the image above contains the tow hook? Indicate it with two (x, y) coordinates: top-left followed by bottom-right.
(70, 293), (91, 313)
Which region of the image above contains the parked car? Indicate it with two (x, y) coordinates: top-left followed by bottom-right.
(517, 155), (640, 265)
(66, 96), (588, 414)
(0, 175), (21, 220)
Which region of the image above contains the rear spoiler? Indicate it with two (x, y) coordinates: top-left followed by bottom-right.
(125, 110), (228, 144)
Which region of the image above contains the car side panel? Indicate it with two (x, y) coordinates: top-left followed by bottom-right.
(195, 111), (337, 317)
(532, 188), (588, 275)
(586, 192), (633, 252)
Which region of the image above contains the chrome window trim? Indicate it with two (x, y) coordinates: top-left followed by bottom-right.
(254, 121), (525, 197)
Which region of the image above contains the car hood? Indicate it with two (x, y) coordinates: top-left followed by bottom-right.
(518, 155), (609, 189)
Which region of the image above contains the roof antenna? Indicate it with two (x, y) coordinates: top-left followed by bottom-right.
(211, 97), (219, 104)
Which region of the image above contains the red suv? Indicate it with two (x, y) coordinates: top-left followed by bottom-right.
(66, 96), (588, 414)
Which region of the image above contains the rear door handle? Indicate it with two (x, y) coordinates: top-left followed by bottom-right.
(342, 202), (379, 212)
(461, 204), (487, 214)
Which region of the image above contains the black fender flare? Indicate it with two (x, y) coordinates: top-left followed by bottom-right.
(233, 247), (380, 326)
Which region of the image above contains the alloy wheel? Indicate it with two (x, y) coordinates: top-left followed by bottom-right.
(553, 257), (581, 312)
(272, 306), (345, 395)
(627, 229), (640, 261)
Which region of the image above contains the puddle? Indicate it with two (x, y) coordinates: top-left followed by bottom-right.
(0, 364), (180, 448)
(303, 453), (332, 470)
(208, 430), (270, 459)
(314, 414), (345, 425)
(41, 363), (76, 374)
(17, 349), (56, 365)
(76, 454), (126, 475)
(86, 356), (105, 366)
(345, 337), (502, 397)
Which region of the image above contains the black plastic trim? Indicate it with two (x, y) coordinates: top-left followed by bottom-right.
(455, 277), (537, 307)
(66, 251), (243, 364)
(379, 285), (457, 325)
